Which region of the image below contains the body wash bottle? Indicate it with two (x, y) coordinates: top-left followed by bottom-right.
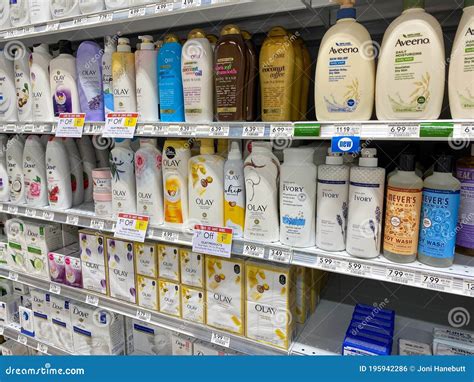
(135, 35), (159, 122)
(182, 29), (214, 123)
(102, 36), (116, 115)
(188, 139), (225, 227)
(346, 148), (385, 259)
(0, 48), (18, 122)
(316, 150), (350, 251)
(45, 137), (72, 209)
(0, 135), (9, 201)
(0, 0), (10, 30)
(158, 34), (184, 122)
(110, 138), (136, 216)
(14, 45), (33, 122)
(6, 135), (25, 204)
(30, 44), (54, 122)
(76, 41), (104, 121)
(224, 141), (245, 238)
(280, 147), (316, 248)
(456, 145), (474, 256)
(418, 155), (461, 268)
(76, 136), (97, 203)
(135, 138), (163, 225)
(64, 138), (84, 206)
(242, 31), (257, 121)
(112, 38), (136, 113)
(10, 0), (29, 27)
(23, 135), (48, 207)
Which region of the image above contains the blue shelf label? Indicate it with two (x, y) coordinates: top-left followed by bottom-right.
(331, 136), (360, 153)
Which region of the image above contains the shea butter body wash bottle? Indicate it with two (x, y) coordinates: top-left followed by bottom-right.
(30, 44), (54, 122)
(112, 38), (136, 113)
(14, 45), (33, 122)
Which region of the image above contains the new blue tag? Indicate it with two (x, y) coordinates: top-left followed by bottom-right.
(331, 136), (360, 153)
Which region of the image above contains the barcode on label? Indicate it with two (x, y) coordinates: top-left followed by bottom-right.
(211, 332), (230, 348)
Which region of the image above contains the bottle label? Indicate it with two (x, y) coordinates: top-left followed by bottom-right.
(458, 29), (474, 110)
(52, 70), (73, 116)
(383, 186), (422, 255)
(224, 168), (245, 238)
(456, 167), (474, 249)
(418, 188), (460, 259)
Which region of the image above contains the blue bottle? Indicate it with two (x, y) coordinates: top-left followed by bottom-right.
(158, 34), (184, 122)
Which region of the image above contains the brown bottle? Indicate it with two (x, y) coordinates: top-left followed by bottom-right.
(299, 39), (311, 121)
(214, 25), (247, 121)
(242, 30), (258, 121)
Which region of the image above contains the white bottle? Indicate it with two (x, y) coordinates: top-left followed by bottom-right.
(316, 150), (350, 251)
(51, 0), (80, 19)
(0, 134), (9, 201)
(110, 139), (136, 216)
(23, 135), (48, 206)
(375, 0), (445, 120)
(346, 148), (385, 259)
(135, 35), (159, 122)
(224, 141), (245, 238)
(244, 142), (280, 243)
(49, 40), (81, 116)
(0, 48), (18, 122)
(79, 0), (104, 14)
(102, 36), (116, 115)
(64, 138), (84, 206)
(0, 0), (10, 30)
(14, 46), (33, 122)
(280, 148), (316, 248)
(45, 137), (72, 209)
(188, 139), (224, 227)
(30, 44), (54, 122)
(105, 0), (128, 10)
(113, 37), (136, 113)
(135, 138), (163, 225)
(181, 29), (214, 123)
(29, 0), (51, 23)
(10, 0), (29, 27)
(315, 0), (375, 121)
(76, 136), (97, 203)
(6, 135), (25, 204)
(449, 0), (474, 119)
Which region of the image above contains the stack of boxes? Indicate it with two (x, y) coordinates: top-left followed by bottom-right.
(157, 244), (181, 318)
(135, 242), (159, 311)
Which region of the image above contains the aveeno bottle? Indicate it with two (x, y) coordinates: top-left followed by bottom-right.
(376, 0), (445, 120)
(315, 0), (375, 121)
(383, 153), (423, 263)
(112, 38), (136, 113)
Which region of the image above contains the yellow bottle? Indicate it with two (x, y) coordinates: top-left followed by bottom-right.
(259, 26), (295, 122)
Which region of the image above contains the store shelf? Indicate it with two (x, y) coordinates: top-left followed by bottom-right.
(2, 201), (473, 299)
(0, 323), (72, 355)
(0, 120), (472, 141)
(0, 269), (286, 356)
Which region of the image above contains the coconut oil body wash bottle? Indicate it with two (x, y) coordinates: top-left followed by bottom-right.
(110, 139), (136, 216)
(112, 38), (136, 113)
(315, 0), (375, 121)
(346, 148), (385, 259)
(316, 150), (350, 252)
(449, 0), (474, 119)
(260, 27), (295, 122)
(383, 153), (423, 263)
(375, 0), (445, 120)
(418, 156), (461, 268)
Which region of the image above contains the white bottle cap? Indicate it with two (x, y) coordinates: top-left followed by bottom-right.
(138, 35), (155, 50)
(325, 148), (344, 165)
(117, 37), (131, 52)
(227, 141), (242, 160)
(139, 138), (158, 147)
(359, 148), (378, 167)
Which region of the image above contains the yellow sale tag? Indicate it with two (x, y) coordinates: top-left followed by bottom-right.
(135, 220), (148, 231)
(124, 117), (137, 127)
(74, 117), (85, 127)
(217, 232), (232, 245)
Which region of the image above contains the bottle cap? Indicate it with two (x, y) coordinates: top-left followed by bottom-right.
(326, 148), (344, 165)
(58, 40), (73, 55)
(164, 34), (180, 44)
(241, 30), (252, 40)
(221, 24), (241, 36)
(398, 153), (416, 171)
(33, 43), (49, 54)
(251, 141), (273, 153)
(268, 26), (288, 38)
(200, 139), (215, 155)
(359, 148), (378, 167)
(138, 35), (154, 50)
(434, 155), (454, 173)
(206, 34), (218, 45)
(336, 0), (356, 20)
(403, 0), (424, 10)
(113, 138), (131, 147)
(188, 29), (207, 40)
(228, 141), (242, 160)
(117, 37), (131, 52)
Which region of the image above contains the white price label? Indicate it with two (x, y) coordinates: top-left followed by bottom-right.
(270, 125), (293, 138)
(56, 113), (85, 138)
(463, 280), (474, 297)
(90, 219), (105, 230)
(155, 2), (173, 13)
(317, 256), (338, 271)
(334, 124), (361, 136)
(49, 283), (61, 295)
(17, 334), (28, 345)
(209, 125), (229, 137)
(161, 231), (179, 242)
(177, 125), (195, 136)
(136, 309), (151, 322)
(242, 244), (265, 259)
(98, 13), (113, 22)
(420, 274), (453, 292)
(46, 23), (60, 31)
(42, 211), (54, 221)
(128, 7), (146, 18)
(192, 225), (233, 258)
(454, 123), (474, 139)
(7, 205), (18, 214)
(345, 261), (371, 276)
(114, 213), (149, 243)
(182, 0), (201, 8)
(387, 123), (420, 138)
(242, 125), (265, 137)
(25, 208), (36, 217)
(85, 294), (99, 306)
(268, 248), (292, 264)
(385, 268), (416, 285)
(73, 16), (89, 26)
(8, 271), (18, 281)
(66, 215), (79, 225)
(37, 343), (48, 354)
(103, 113), (138, 138)
(211, 332), (230, 348)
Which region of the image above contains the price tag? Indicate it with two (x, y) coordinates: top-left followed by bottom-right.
(243, 125), (265, 138)
(17, 334), (27, 345)
(268, 248), (292, 263)
(155, 2), (174, 13)
(161, 231), (179, 242)
(209, 125), (229, 137)
(387, 123), (420, 138)
(345, 261), (371, 276)
(7, 205), (18, 214)
(103, 113), (138, 138)
(333, 124), (361, 136)
(420, 273), (453, 292)
(42, 211), (54, 221)
(49, 283), (61, 295)
(73, 16), (89, 26)
(66, 215), (79, 225)
(316, 256), (339, 271)
(56, 113), (85, 138)
(8, 271), (18, 281)
(270, 125), (293, 138)
(37, 343), (48, 354)
(182, 0), (201, 8)
(46, 23), (60, 31)
(192, 225), (233, 258)
(0, 326), (4, 336)
(136, 309), (151, 322)
(128, 7), (146, 18)
(211, 332), (230, 348)
(114, 213), (149, 242)
(177, 125), (195, 136)
(98, 13), (113, 22)
(463, 280), (474, 297)
(453, 123), (474, 139)
(90, 219), (105, 230)
(85, 294), (99, 306)
(385, 268), (416, 285)
(242, 243), (265, 259)
(25, 208), (36, 217)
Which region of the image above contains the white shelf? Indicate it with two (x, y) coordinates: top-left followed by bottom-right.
(1, 201), (473, 298)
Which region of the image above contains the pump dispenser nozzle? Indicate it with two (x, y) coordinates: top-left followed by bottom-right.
(138, 35), (154, 50)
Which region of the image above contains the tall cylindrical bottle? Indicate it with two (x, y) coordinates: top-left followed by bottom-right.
(29, 0), (50, 23)
(23, 135), (48, 207)
(383, 153), (423, 263)
(102, 36), (116, 115)
(0, 48), (18, 122)
(346, 148), (385, 258)
(14, 45), (33, 122)
(45, 137), (72, 209)
(110, 138), (136, 216)
(30, 44), (54, 122)
(456, 144), (474, 256)
(0, 135), (9, 201)
(224, 141), (245, 238)
(136, 35), (158, 122)
(316, 150), (350, 251)
(6, 135), (25, 204)
(112, 38), (136, 113)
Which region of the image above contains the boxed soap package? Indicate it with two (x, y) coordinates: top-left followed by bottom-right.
(106, 237), (137, 304)
(79, 230), (107, 295)
(158, 279), (181, 317)
(246, 261), (296, 349)
(157, 244), (180, 282)
(5, 218), (28, 273)
(131, 320), (172, 355)
(48, 244), (80, 285)
(12, 281), (29, 295)
(398, 339), (432, 355)
(64, 250), (83, 288)
(30, 289), (52, 343)
(0, 295), (20, 325)
(137, 275), (158, 311)
(50, 295), (74, 352)
(432, 327), (474, 355)
(171, 334), (194, 356)
(205, 256), (245, 336)
(181, 285), (205, 324)
(295, 266), (311, 324)
(19, 306), (35, 337)
(179, 248), (204, 288)
(0, 237), (7, 269)
(135, 242), (158, 278)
